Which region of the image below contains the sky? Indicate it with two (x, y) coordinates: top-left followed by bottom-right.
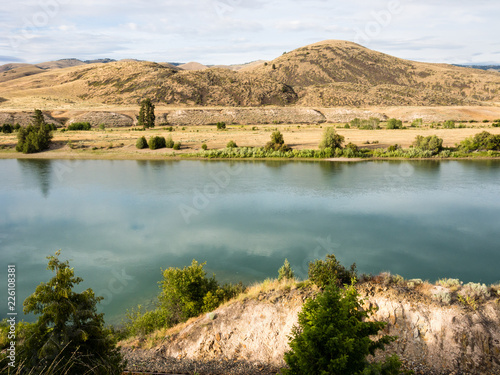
(0, 0), (499, 66)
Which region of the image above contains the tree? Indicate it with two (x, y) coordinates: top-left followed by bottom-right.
(136, 136), (148, 149)
(413, 135), (443, 154)
(137, 98), (155, 129)
(282, 283), (403, 375)
(319, 128), (344, 150)
(308, 253), (356, 289)
(386, 118), (403, 130)
(19, 251), (124, 374)
(265, 130), (291, 151)
(16, 109), (53, 154)
(278, 259), (295, 282)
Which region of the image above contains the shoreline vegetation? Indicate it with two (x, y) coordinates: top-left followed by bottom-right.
(2, 253), (498, 374)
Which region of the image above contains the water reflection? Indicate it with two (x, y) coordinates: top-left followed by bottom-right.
(17, 159), (52, 197)
(1, 159), (500, 323)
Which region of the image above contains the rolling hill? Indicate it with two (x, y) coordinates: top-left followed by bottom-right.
(1, 40), (499, 108)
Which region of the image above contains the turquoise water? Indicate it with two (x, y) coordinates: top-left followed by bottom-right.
(0, 159), (499, 322)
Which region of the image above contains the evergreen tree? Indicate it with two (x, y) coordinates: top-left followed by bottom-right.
(19, 251), (124, 374)
(283, 282), (404, 375)
(137, 98), (155, 129)
(278, 259), (295, 282)
(16, 109), (53, 153)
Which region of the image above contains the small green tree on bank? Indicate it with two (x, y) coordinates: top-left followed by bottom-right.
(319, 128), (344, 150)
(18, 251), (124, 374)
(265, 130), (291, 152)
(137, 98), (155, 129)
(16, 109), (53, 154)
(278, 259), (295, 282)
(282, 282), (405, 375)
(413, 135), (444, 154)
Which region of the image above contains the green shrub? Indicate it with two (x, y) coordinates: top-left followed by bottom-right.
(217, 122), (226, 130)
(148, 136), (166, 150)
(16, 110), (53, 154)
(99, 123), (106, 130)
(443, 120), (456, 129)
(282, 283), (403, 375)
(319, 127), (344, 149)
(227, 140), (237, 148)
(437, 278), (462, 288)
(271, 130), (285, 145)
(308, 254), (357, 289)
(202, 143), (208, 150)
(413, 135), (444, 154)
(67, 122), (92, 131)
(278, 259), (295, 282)
(123, 305), (168, 337)
(173, 142), (181, 150)
(460, 131), (500, 151)
(136, 136), (148, 149)
(411, 118), (423, 127)
(386, 118), (403, 129)
(1, 124), (13, 133)
(16, 251), (124, 374)
(165, 135), (175, 148)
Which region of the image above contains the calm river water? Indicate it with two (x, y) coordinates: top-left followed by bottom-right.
(0, 159), (499, 322)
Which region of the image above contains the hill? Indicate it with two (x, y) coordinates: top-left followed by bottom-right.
(1, 40), (500, 108)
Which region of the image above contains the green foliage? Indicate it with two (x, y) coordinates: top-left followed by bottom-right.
(278, 259), (295, 282)
(202, 143), (208, 150)
(135, 136), (148, 149)
(99, 123), (106, 130)
(443, 120), (456, 129)
(413, 135), (444, 154)
(16, 251), (124, 374)
(173, 142), (181, 150)
(319, 128), (345, 150)
(137, 98), (155, 129)
(1, 124), (13, 133)
(148, 136), (166, 150)
(123, 305), (168, 338)
(265, 130), (291, 151)
(158, 260), (244, 327)
(216, 122), (226, 130)
(308, 254), (357, 289)
(460, 131), (500, 152)
(386, 118), (403, 129)
(282, 283), (401, 375)
(165, 135), (175, 148)
(16, 110), (53, 154)
(67, 122), (92, 131)
(411, 118), (423, 127)
(227, 140), (238, 148)
(350, 117), (380, 130)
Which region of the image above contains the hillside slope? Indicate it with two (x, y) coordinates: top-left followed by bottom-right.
(1, 40), (500, 108)
(121, 280), (500, 375)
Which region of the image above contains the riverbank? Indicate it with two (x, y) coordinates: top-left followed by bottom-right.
(119, 277), (500, 375)
(1, 123), (500, 161)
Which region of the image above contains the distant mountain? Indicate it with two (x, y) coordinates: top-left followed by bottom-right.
(0, 58), (115, 83)
(1, 41), (500, 107)
(454, 64), (500, 72)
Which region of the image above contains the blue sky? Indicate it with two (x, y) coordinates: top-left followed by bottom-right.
(1, 0), (499, 65)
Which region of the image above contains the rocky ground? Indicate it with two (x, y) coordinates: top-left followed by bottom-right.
(119, 279), (500, 375)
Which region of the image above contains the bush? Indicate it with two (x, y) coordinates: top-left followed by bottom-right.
(67, 122), (92, 131)
(1, 124), (13, 133)
(158, 260), (244, 326)
(278, 259), (295, 282)
(202, 143), (208, 150)
(16, 110), (53, 154)
(99, 123), (106, 130)
(16, 251), (124, 374)
(165, 135), (175, 148)
(136, 136), (148, 149)
(282, 283), (403, 375)
(413, 135), (444, 154)
(411, 118), (423, 127)
(386, 118), (403, 129)
(123, 305), (168, 337)
(308, 254), (357, 289)
(227, 140), (237, 148)
(443, 120), (456, 129)
(271, 131), (285, 145)
(460, 131), (500, 152)
(173, 142), (181, 150)
(148, 136), (166, 150)
(217, 122), (226, 130)
(319, 128), (344, 149)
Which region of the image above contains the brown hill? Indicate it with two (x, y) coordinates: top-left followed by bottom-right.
(1, 40), (500, 108)
(178, 62), (209, 71)
(253, 40), (500, 106)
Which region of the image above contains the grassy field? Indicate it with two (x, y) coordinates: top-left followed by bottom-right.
(1, 120), (500, 160)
